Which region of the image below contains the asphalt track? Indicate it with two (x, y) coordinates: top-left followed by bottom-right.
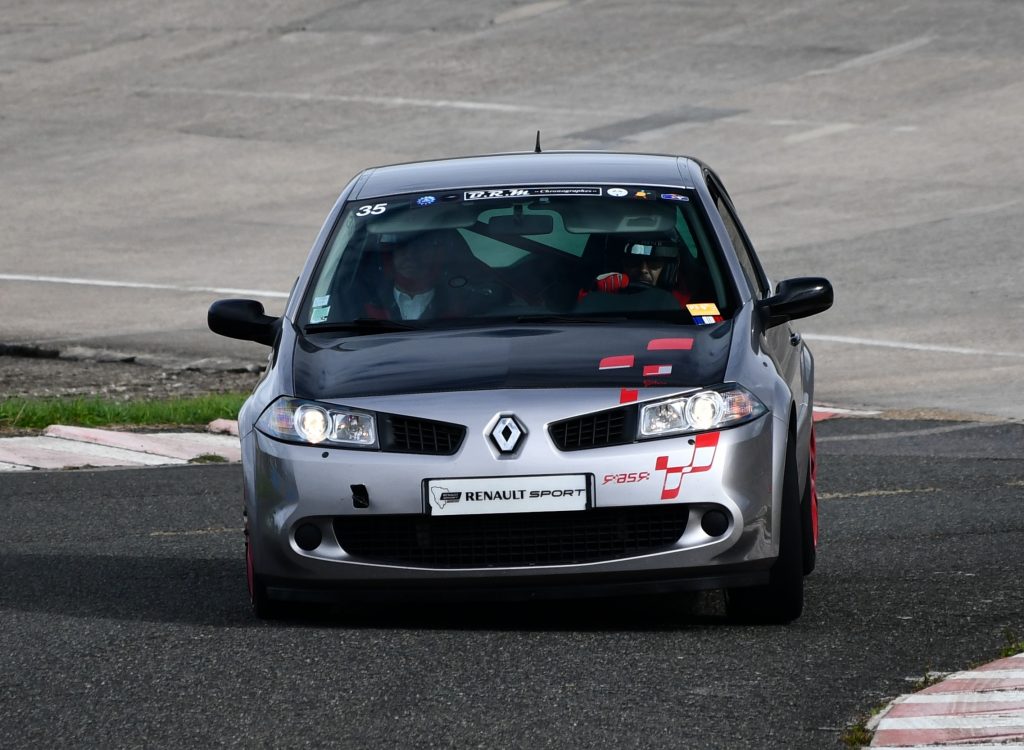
(2, 0), (1023, 417)
(1, 417), (1021, 749)
(1, 2), (1023, 747)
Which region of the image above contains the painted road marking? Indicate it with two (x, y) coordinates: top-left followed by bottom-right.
(0, 273), (288, 299)
(803, 332), (1024, 359)
(494, 0), (568, 25)
(147, 85), (587, 115)
(900, 691), (1024, 703)
(804, 35), (934, 77)
(818, 422), (993, 443)
(943, 670), (1024, 681)
(150, 527), (243, 537)
(872, 746), (1024, 749)
(818, 488), (940, 500)
(878, 715), (1024, 728)
(784, 122), (858, 144)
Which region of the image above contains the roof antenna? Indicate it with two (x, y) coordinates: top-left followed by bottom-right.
(534, 130), (542, 153)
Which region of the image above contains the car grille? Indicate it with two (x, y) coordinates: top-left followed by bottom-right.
(549, 407), (634, 451)
(381, 416), (465, 456)
(333, 505), (688, 568)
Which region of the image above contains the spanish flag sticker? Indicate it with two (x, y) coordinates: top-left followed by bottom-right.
(686, 302), (723, 325)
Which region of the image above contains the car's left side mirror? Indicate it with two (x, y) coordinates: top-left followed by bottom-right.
(757, 277), (833, 328)
(208, 299), (281, 347)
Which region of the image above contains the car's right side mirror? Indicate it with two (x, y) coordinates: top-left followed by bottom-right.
(757, 277), (833, 328)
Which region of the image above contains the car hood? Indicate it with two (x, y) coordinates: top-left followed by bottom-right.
(292, 322), (733, 400)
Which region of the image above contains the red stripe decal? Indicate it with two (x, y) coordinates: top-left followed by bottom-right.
(647, 338), (693, 351)
(599, 355), (635, 370)
(619, 388), (639, 404)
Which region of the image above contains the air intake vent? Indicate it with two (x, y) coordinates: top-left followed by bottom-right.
(381, 416), (465, 456)
(334, 505), (688, 568)
(549, 407), (633, 451)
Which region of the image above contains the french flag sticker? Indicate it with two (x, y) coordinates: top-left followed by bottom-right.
(643, 364), (672, 376)
(686, 302), (723, 325)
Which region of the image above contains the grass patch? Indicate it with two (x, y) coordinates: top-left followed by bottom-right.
(840, 698), (891, 748)
(910, 668), (945, 691)
(840, 719), (874, 748)
(188, 453), (229, 464)
(0, 394), (247, 431)
(1002, 627), (1024, 657)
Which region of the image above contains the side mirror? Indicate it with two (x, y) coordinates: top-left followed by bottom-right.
(757, 277), (833, 328)
(208, 299), (281, 347)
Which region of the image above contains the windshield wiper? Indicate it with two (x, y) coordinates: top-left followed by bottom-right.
(304, 318), (421, 334)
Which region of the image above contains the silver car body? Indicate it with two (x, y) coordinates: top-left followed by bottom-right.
(215, 152), (831, 616)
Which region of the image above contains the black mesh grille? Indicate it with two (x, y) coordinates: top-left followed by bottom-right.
(382, 416), (465, 455)
(549, 408), (633, 451)
(333, 505), (688, 568)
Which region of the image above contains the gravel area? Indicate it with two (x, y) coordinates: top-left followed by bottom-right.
(0, 354), (262, 401)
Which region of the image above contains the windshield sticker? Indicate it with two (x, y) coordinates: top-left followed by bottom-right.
(464, 187), (602, 200)
(313, 295), (330, 308)
(634, 190), (656, 199)
(310, 306), (330, 324)
(660, 193), (690, 202)
(355, 203), (387, 217)
(607, 188), (628, 197)
(416, 195), (437, 206)
(687, 303), (723, 325)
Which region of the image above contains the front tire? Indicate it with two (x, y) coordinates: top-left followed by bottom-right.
(801, 426), (818, 576)
(247, 540), (287, 620)
(725, 432), (804, 624)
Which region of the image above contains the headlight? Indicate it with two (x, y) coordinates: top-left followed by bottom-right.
(257, 397), (377, 447)
(639, 385), (766, 438)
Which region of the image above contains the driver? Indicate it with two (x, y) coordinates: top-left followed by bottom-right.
(587, 241), (691, 307)
(623, 242), (671, 286)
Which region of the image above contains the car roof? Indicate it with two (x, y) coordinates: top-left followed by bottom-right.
(352, 151), (702, 199)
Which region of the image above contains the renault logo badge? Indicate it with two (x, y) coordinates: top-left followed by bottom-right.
(490, 415), (525, 454)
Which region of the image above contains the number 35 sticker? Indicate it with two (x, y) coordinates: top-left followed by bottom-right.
(355, 203), (387, 216)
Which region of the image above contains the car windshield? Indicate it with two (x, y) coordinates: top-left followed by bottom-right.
(301, 186), (737, 330)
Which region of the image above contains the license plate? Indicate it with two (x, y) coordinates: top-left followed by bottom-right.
(426, 475), (589, 516)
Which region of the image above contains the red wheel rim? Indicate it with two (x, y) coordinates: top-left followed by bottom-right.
(810, 425), (819, 546)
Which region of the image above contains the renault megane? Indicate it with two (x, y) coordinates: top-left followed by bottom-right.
(209, 150), (833, 623)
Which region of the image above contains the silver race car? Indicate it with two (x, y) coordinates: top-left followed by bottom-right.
(209, 151), (833, 622)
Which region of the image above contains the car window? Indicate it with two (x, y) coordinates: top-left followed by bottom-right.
(300, 187), (740, 328)
(707, 178), (769, 299)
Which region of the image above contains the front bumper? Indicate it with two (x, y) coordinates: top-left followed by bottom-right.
(242, 389), (780, 592)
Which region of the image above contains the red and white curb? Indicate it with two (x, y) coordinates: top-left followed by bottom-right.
(813, 405), (881, 422)
(0, 422), (240, 470)
(869, 652), (1024, 747)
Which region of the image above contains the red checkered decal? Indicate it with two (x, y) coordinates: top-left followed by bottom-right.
(654, 432), (720, 500)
